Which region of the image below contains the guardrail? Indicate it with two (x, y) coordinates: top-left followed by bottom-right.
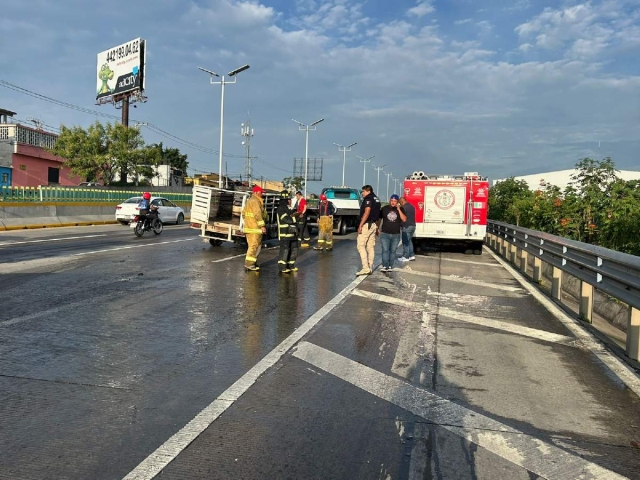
(486, 220), (640, 361)
(0, 186), (192, 204)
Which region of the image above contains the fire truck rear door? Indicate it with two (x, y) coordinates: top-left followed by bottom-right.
(423, 185), (466, 224)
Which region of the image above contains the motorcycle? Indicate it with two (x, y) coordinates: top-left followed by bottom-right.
(130, 212), (163, 237)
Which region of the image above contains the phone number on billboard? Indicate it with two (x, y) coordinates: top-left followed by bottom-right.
(104, 40), (140, 63)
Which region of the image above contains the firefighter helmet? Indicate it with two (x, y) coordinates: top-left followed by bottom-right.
(280, 189), (290, 199)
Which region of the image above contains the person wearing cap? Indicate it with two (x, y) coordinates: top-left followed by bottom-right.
(242, 185), (267, 271)
(294, 191), (311, 247)
(378, 194), (407, 272)
(277, 190), (299, 273)
(314, 193), (336, 252)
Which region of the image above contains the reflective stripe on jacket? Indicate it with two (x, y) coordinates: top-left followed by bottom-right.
(243, 194), (265, 234)
(277, 202), (297, 239)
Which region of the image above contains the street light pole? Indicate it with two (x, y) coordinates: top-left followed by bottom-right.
(357, 155), (375, 186)
(334, 142), (357, 187)
(373, 164), (385, 195)
(293, 118), (324, 198)
(386, 172), (392, 200)
(199, 64), (250, 188)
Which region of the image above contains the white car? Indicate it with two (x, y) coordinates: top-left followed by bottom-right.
(115, 196), (185, 225)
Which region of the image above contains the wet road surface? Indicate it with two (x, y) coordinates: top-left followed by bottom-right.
(0, 225), (639, 479)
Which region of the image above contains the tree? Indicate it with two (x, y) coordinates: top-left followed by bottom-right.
(50, 121), (161, 186)
(149, 142), (189, 174)
(50, 122), (111, 184)
(282, 176), (305, 193)
(488, 177), (533, 224)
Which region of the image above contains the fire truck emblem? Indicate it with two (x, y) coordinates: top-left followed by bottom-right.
(414, 187), (422, 196)
(404, 188), (410, 196)
(418, 202), (424, 210)
(476, 188), (487, 198)
(434, 189), (455, 210)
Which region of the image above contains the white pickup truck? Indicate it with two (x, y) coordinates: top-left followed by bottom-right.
(306, 186), (362, 235)
(189, 185), (279, 246)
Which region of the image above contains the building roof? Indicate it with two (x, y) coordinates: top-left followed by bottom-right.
(0, 108), (17, 118)
(493, 169), (640, 191)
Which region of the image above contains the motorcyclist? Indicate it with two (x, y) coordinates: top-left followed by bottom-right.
(138, 192), (159, 229)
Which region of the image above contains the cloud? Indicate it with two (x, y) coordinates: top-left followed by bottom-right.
(2, 0), (640, 183)
(407, 1), (435, 18)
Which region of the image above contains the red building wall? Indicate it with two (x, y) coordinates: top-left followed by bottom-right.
(11, 144), (81, 187)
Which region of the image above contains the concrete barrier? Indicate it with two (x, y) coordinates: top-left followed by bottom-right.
(0, 202), (191, 231)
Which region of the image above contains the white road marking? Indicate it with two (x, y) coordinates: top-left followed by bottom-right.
(122, 272), (370, 480)
(211, 254), (245, 263)
(293, 341), (628, 480)
(74, 238), (195, 256)
(352, 289), (423, 310)
(436, 307), (577, 345)
(416, 255), (502, 267)
(486, 246), (640, 399)
(0, 234), (107, 247)
(391, 311), (436, 384)
(400, 267), (522, 293)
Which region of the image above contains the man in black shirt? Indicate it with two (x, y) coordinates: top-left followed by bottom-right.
(378, 194), (407, 272)
(356, 185), (381, 275)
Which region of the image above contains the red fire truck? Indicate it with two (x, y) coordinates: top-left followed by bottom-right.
(403, 172), (489, 255)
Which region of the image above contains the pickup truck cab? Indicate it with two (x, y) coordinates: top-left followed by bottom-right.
(307, 186), (361, 235)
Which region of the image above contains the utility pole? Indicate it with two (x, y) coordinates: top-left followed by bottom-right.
(334, 142), (357, 187)
(293, 118), (324, 198)
(373, 164), (385, 195)
(357, 155), (374, 186)
(241, 117), (254, 185)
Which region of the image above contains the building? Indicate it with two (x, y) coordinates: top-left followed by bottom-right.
(493, 169), (640, 192)
(0, 108), (81, 187)
(150, 164), (184, 187)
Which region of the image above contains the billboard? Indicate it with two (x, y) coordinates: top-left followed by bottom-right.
(96, 38), (146, 100)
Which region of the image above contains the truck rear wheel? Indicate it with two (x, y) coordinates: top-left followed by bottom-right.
(338, 218), (348, 235)
(473, 241), (483, 255)
(209, 238), (223, 246)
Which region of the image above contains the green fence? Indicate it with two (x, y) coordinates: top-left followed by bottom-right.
(0, 186), (192, 204)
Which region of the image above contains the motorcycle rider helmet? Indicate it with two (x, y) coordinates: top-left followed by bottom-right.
(143, 192), (151, 200)
(320, 193), (327, 201)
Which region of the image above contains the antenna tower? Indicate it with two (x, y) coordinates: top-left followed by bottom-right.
(241, 115), (255, 184)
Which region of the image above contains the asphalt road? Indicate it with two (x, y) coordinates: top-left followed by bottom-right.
(0, 224), (639, 480)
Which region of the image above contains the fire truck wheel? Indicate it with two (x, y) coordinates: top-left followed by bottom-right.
(209, 239), (223, 247)
(473, 241), (483, 255)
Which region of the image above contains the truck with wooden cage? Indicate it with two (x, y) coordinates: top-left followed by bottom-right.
(189, 185), (280, 246)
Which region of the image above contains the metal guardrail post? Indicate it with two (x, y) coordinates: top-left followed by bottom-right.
(509, 243), (517, 264)
(552, 266), (562, 300)
(628, 308), (640, 361)
(519, 249), (528, 274)
(579, 281), (594, 322)
(533, 257), (542, 282)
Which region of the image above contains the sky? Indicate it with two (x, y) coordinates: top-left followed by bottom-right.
(2, 0), (640, 192)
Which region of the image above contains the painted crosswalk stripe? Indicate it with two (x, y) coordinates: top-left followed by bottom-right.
(398, 267), (522, 292)
(436, 307), (576, 345)
(293, 341), (627, 480)
(351, 288), (423, 309)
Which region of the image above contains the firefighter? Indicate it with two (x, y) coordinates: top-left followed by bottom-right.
(294, 191), (311, 247)
(277, 190), (299, 273)
(242, 185), (267, 271)
(313, 193), (335, 251)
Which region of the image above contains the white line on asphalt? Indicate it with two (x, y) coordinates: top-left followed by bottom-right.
(293, 341), (628, 480)
(485, 246), (640, 399)
(74, 238), (195, 256)
(352, 289), (423, 310)
(400, 267), (523, 293)
(436, 307), (576, 345)
(211, 254), (245, 263)
(415, 255), (503, 267)
(0, 234), (107, 247)
(121, 271), (371, 480)
(356, 289), (577, 347)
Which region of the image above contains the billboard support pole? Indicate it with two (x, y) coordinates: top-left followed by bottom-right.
(121, 95), (129, 127)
